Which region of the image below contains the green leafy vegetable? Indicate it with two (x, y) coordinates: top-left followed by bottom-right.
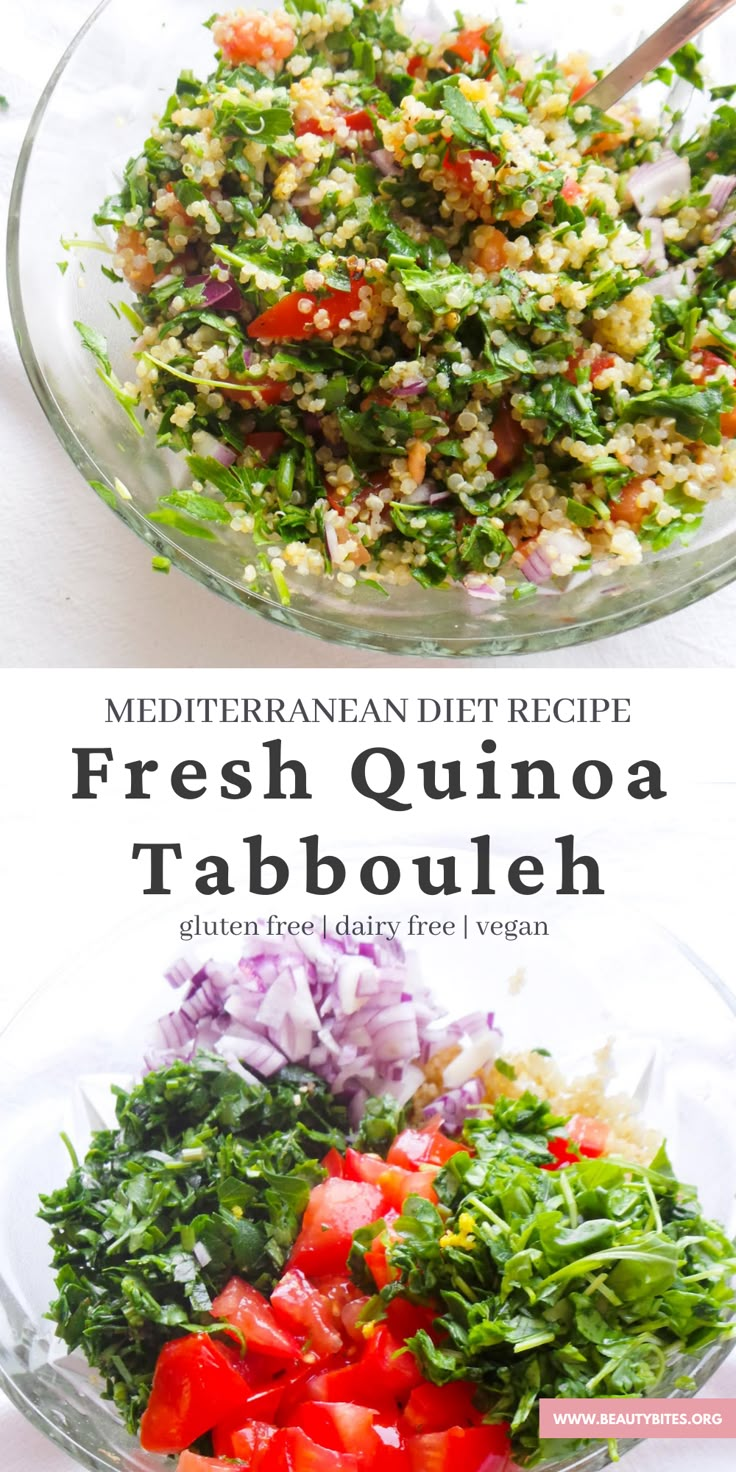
(39, 1056), (348, 1432)
(371, 1094), (736, 1466)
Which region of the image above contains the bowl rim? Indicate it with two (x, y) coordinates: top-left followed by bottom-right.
(0, 910), (734, 1472)
(8, 0), (736, 658)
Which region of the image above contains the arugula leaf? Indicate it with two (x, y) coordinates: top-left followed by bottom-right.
(368, 1091), (736, 1466)
(620, 382), (734, 446)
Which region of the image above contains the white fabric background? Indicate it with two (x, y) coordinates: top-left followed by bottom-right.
(3, 0), (736, 669)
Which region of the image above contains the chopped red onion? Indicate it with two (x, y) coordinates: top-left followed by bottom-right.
(147, 929), (501, 1122)
(404, 481), (433, 504)
(713, 209), (736, 242)
(629, 152), (691, 216)
(391, 379), (428, 398)
(706, 174), (736, 214)
(165, 958), (196, 989)
(520, 544), (553, 585)
(640, 262), (695, 299)
(187, 271), (244, 314)
(462, 574), (502, 600)
(373, 149), (402, 177)
(192, 431), (238, 467)
(428, 490), (450, 505)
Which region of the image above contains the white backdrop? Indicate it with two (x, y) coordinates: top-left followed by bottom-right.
(0, 666), (735, 1470)
(3, 0), (736, 669)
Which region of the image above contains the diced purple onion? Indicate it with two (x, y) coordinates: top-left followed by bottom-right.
(373, 149), (402, 177)
(187, 271), (244, 314)
(192, 431), (238, 467)
(404, 481), (433, 504)
(428, 490), (450, 505)
(462, 575), (502, 600)
(640, 263), (695, 299)
(147, 927), (502, 1121)
(628, 151), (691, 216)
(520, 544), (553, 585)
(165, 958), (195, 990)
(706, 174), (736, 213)
(391, 378), (428, 398)
(713, 209), (736, 242)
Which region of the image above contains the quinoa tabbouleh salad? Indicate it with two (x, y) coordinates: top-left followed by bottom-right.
(80, 2), (736, 602)
(40, 933), (736, 1470)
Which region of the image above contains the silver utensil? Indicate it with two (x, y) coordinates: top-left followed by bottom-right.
(585, 0), (736, 110)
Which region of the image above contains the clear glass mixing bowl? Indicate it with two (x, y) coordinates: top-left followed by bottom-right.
(8, 0), (736, 655)
(0, 898), (734, 1471)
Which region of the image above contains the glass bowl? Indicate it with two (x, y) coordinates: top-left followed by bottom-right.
(0, 895), (734, 1472)
(8, 0), (736, 657)
(10, 2), (736, 656)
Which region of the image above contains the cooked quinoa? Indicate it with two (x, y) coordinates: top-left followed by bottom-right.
(83, 3), (736, 602)
(416, 1042), (659, 1164)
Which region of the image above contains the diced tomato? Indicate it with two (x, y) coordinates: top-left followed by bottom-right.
(609, 477), (647, 529)
(211, 1279), (303, 1361)
(140, 1335), (251, 1454)
(261, 1427), (361, 1472)
(246, 430), (285, 460)
(694, 348), (728, 383)
(561, 177), (583, 204)
(443, 148), (498, 194)
(448, 28), (490, 64)
(373, 1425), (413, 1472)
(343, 108), (374, 133)
(212, 13), (295, 68)
(291, 1401), (379, 1453)
(289, 1179), (388, 1276)
(247, 278), (366, 342)
(365, 1232), (399, 1291)
(388, 1127), (466, 1171)
(542, 1136), (582, 1170)
(361, 1325), (423, 1399)
(222, 379), (289, 405)
(214, 1401), (282, 1460)
(344, 1148), (389, 1185)
(408, 1425), (511, 1472)
(271, 1271), (344, 1359)
(304, 1324), (421, 1414)
(380, 1166), (439, 1213)
(403, 1382), (483, 1434)
(565, 349), (616, 386)
(407, 56), (424, 77)
(692, 351), (736, 434)
(295, 117), (331, 138)
(570, 75), (594, 102)
(322, 1147), (345, 1178)
(567, 1114), (609, 1158)
(385, 1299), (437, 1345)
(211, 1421), (277, 1467)
(490, 404), (525, 476)
(178, 1455), (246, 1472)
(344, 1149), (438, 1210)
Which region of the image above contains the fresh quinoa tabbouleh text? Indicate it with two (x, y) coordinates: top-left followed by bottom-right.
(80, 3), (736, 603)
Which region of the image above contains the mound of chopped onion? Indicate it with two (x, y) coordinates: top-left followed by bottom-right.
(149, 931), (501, 1125)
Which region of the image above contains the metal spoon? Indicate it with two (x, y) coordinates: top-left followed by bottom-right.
(585, 0), (736, 110)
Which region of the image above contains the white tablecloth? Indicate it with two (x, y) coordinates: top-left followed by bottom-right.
(3, 0), (736, 668)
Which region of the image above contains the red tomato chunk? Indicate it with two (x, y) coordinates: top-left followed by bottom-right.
(289, 1178), (388, 1276)
(140, 1335), (251, 1453)
(247, 278), (367, 341)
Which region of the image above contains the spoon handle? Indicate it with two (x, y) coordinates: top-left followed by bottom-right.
(585, 0), (736, 110)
